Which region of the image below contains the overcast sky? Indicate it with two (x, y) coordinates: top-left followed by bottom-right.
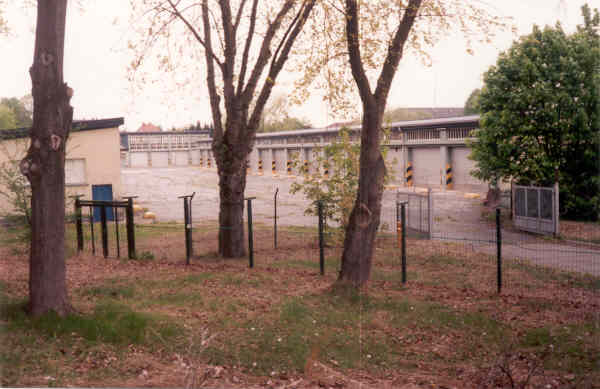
(0, 0), (592, 131)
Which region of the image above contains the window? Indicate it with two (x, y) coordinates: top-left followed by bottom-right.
(65, 159), (86, 185)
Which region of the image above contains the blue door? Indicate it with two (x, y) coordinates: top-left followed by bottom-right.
(92, 184), (114, 222)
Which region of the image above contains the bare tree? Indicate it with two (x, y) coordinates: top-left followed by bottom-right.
(20, 0), (73, 315)
(130, 0), (316, 257)
(294, 0), (510, 287)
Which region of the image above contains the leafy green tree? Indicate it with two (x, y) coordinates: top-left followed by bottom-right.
(471, 5), (600, 220)
(261, 116), (311, 133)
(1, 96), (34, 128)
(464, 88), (481, 115)
(290, 128), (394, 240)
(0, 105), (17, 130)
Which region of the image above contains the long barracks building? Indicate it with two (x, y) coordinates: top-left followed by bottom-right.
(121, 115), (486, 191)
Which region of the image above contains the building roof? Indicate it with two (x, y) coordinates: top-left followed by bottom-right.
(137, 122), (162, 132)
(255, 115), (480, 138)
(0, 117), (124, 141)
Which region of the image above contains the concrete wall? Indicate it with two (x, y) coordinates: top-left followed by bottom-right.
(173, 151), (189, 166)
(130, 152), (149, 167)
(412, 147), (442, 187)
(151, 152), (169, 167)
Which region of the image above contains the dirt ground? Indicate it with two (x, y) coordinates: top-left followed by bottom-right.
(1, 223), (599, 388)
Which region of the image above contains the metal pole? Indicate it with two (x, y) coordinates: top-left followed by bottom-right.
(100, 204), (108, 258)
(317, 201), (325, 275)
(89, 206), (95, 255)
(428, 188), (433, 240)
(496, 208), (502, 294)
(190, 192), (195, 258)
(125, 197), (136, 259)
(396, 201), (401, 248)
(114, 205), (120, 259)
(246, 197), (255, 268)
(401, 202), (407, 284)
(183, 197), (191, 265)
(274, 188), (279, 249)
(74, 198), (83, 252)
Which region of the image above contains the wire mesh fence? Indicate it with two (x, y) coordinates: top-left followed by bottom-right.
(70, 186), (599, 303)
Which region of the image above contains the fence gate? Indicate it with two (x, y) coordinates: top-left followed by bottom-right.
(512, 183), (559, 236)
(396, 188), (433, 239)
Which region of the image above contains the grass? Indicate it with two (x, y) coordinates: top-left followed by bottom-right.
(1, 224), (599, 387)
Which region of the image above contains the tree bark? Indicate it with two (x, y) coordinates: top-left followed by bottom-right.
(338, 0), (421, 287)
(21, 0), (73, 316)
(215, 121), (248, 257)
(338, 109), (386, 286)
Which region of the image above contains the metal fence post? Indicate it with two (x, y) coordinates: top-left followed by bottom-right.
(401, 202), (407, 284)
(318, 200), (325, 275)
(89, 206), (95, 255)
(184, 197), (191, 265)
(496, 208), (502, 294)
(274, 188), (279, 249)
(100, 204), (108, 258)
(246, 197), (256, 268)
(179, 192), (195, 265)
(114, 204), (120, 259)
(74, 197), (83, 252)
(125, 197), (137, 259)
(428, 188), (433, 240)
(396, 201), (401, 248)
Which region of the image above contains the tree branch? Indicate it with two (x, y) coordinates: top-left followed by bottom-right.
(201, 0), (223, 142)
(233, 0), (249, 33)
(248, 0), (316, 134)
(218, 0), (236, 117)
(374, 0), (422, 103)
(237, 0), (259, 96)
(165, 0), (223, 68)
(345, 0), (373, 105)
(240, 0), (296, 108)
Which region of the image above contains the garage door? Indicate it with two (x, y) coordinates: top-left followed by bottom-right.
(451, 147), (485, 190)
(412, 147), (441, 187)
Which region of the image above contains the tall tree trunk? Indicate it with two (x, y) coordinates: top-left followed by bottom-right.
(338, 109), (386, 286)
(337, 0), (421, 288)
(214, 122), (248, 258)
(21, 0), (73, 316)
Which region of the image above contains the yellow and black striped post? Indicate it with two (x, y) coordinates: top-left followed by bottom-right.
(246, 159), (251, 174)
(258, 159), (263, 174)
(303, 160), (309, 174)
(200, 156), (204, 167)
(445, 163), (453, 189)
(405, 162), (413, 186)
(286, 160), (292, 175)
(323, 162), (329, 178)
(271, 160), (276, 174)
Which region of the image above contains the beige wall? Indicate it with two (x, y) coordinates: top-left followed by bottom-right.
(0, 126), (121, 214)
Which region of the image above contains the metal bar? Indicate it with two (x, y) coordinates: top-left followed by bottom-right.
(100, 205), (108, 258)
(75, 198), (83, 252)
(496, 208), (502, 294)
(274, 188), (279, 249)
(396, 201), (401, 248)
(401, 202), (407, 284)
(247, 197), (254, 268)
(427, 188), (433, 239)
(184, 197), (191, 265)
(114, 205), (120, 259)
(190, 193), (194, 257)
(89, 206), (95, 255)
(318, 200), (324, 275)
(126, 198), (136, 259)
(79, 200), (129, 207)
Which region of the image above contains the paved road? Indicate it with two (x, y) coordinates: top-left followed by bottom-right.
(122, 167), (600, 276)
